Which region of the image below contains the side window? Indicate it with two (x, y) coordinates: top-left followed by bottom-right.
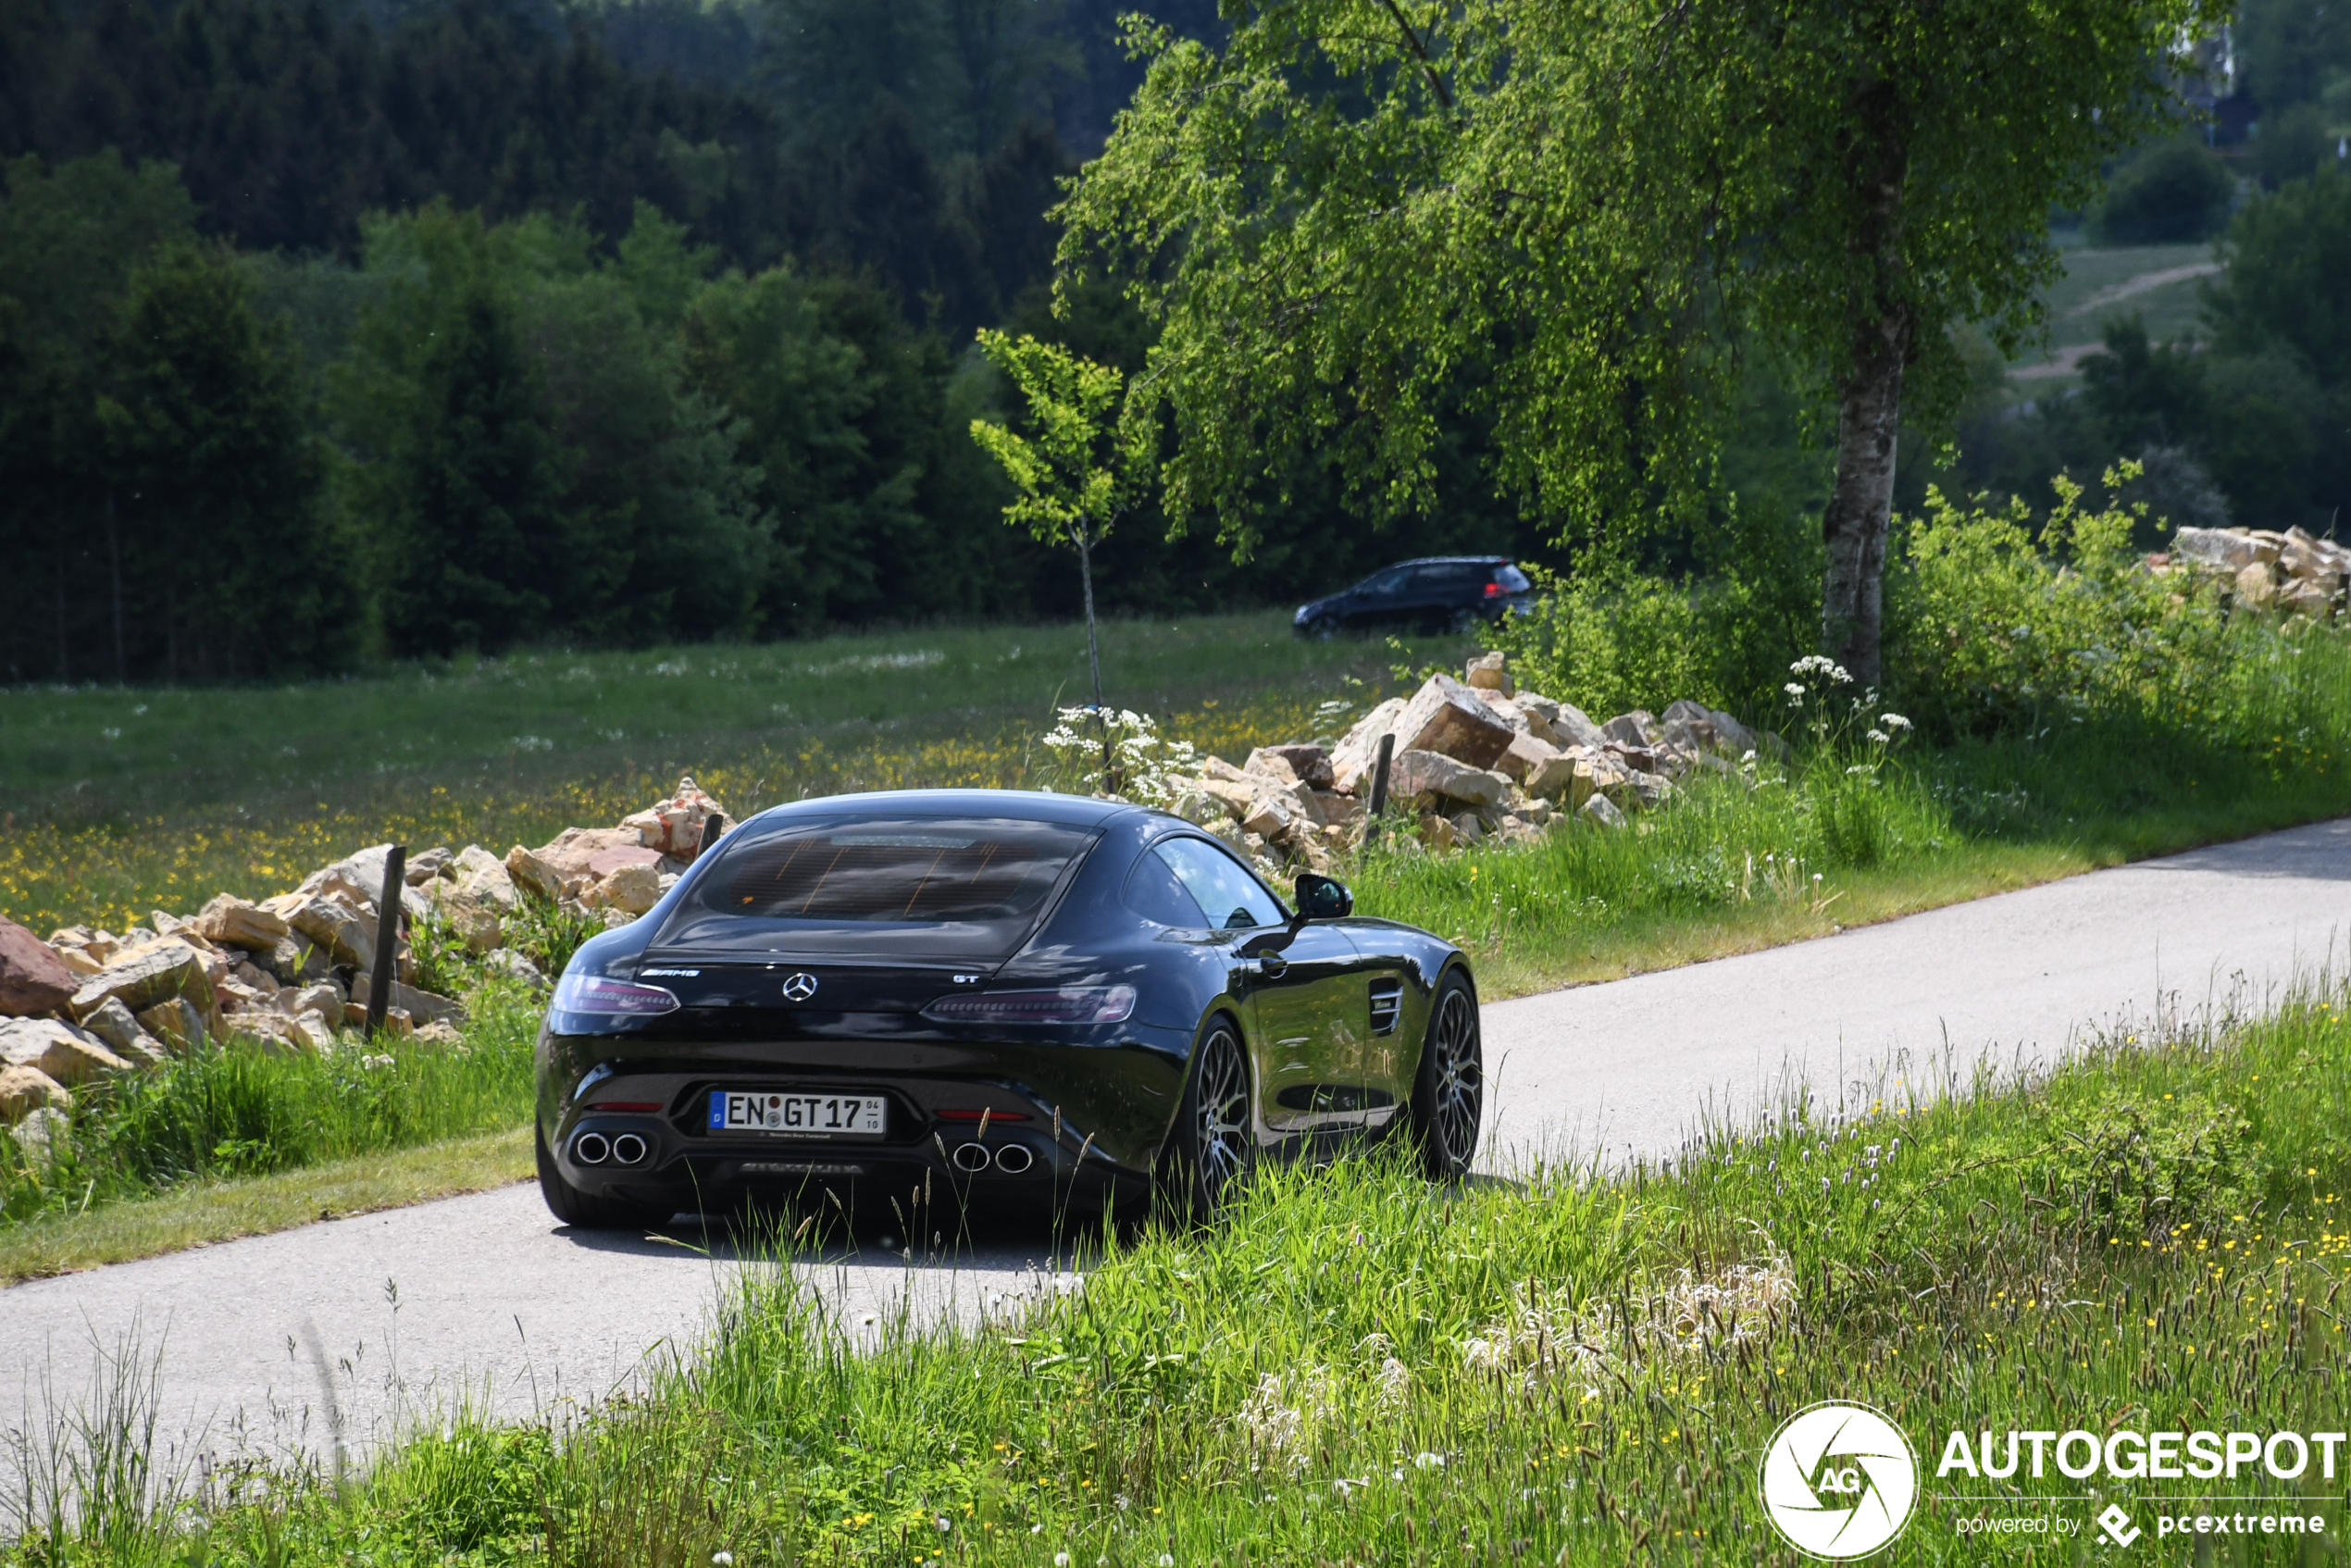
(1412, 564), (1466, 593)
(1154, 839), (1285, 930)
(1123, 846), (1210, 927)
(1359, 566), (1411, 599)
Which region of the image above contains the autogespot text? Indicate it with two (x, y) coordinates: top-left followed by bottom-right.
(1936, 1426), (2348, 1482)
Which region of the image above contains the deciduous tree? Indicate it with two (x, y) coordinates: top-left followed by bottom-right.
(1060, 0), (2202, 684)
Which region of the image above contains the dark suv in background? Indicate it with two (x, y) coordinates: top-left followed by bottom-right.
(1291, 556), (1534, 638)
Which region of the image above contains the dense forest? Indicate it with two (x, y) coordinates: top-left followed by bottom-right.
(0, 0), (2345, 683)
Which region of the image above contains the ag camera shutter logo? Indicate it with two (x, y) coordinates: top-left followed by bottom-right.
(1760, 1400), (1919, 1560)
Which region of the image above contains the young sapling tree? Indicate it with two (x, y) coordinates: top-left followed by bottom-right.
(968, 329), (1152, 784)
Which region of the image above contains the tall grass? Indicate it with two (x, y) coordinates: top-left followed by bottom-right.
(0, 983), (540, 1227)
(21, 972), (2351, 1564)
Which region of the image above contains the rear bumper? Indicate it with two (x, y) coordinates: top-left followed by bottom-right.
(535, 1026), (1191, 1210)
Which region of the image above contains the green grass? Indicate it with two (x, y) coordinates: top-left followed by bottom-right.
(19, 977), (2351, 1564)
(0, 612), (1461, 935)
(0, 981), (542, 1238)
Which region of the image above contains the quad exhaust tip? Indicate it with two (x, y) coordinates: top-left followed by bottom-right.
(572, 1131), (611, 1165)
(951, 1142), (992, 1173)
(611, 1132), (649, 1166)
(993, 1143), (1035, 1174)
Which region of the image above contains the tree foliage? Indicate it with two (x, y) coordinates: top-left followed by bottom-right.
(1059, 0), (2202, 683)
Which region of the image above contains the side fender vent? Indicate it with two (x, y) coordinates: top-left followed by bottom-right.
(1369, 977), (1403, 1037)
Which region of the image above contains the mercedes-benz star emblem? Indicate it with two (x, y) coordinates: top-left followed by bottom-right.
(780, 972), (819, 1002)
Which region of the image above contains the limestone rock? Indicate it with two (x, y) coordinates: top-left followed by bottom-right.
(2173, 527), (2257, 571)
(264, 893), (375, 972)
(1522, 696), (1609, 752)
(149, 911), (218, 952)
(69, 940), (215, 1025)
(1579, 792), (1628, 828)
(504, 844), (563, 902)
(414, 1020), (466, 1048)
(1464, 652), (1513, 694)
(620, 774), (727, 860)
(1523, 750), (1584, 802)
(594, 863), (665, 915)
(1419, 814), (1458, 851)
(53, 946), (104, 978)
(407, 846), (453, 882)
(1389, 749), (1511, 811)
(2234, 561), (2280, 608)
(12, 1104), (72, 1167)
(348, 974), (466, 1026)
(1393, 675), (1518, 769)
(290, 1011), (336, 1052)
(136, 997), (207, 1054)
(81, 996), (166, 1066)
(1195, 777), (1257, 820)
(422, 883), (504, 954)
(483, 950), (548, 989)
(0, 1017), (131, 1085)
(193, 894), (290, 952)
(0, 1064), (69, 1125)
(1494, 731), (1562, 785)
(1602, 711), (1660, 748)
(453, 846), (518, 910)
(1247, 744), (1336, 790)
(0, 917), (76, 1017)
(1330, 698), (1409, 793)
(526, 828), (644, 900)
(1448, 811), (1486, 844)
(2280, 577), (2336, 619)
(1238, 790), (1299, 842)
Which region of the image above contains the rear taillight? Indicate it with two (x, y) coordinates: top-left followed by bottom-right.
(923, 985), (1138, 1025)
(1483, 579), (1503, 598)
(588, 1101), (665, 1113)
(552, 973), (681, 1016)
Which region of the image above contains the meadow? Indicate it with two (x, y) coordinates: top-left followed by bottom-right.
(15, 969), (2351, 1564)
(0, 613), (1421, 936)
(8, 606), (2351, 1273)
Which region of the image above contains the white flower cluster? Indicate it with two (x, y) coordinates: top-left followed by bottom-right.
(1039, 706), (1199, 808)
(1461, 1257), (1797, 1400)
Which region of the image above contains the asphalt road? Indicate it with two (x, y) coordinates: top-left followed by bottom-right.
(5, 816), (2346, 1487)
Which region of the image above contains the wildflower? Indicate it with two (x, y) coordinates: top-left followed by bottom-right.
(1881, 713), (1912, 730)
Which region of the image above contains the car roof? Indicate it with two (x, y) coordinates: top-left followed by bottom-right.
(1383, 555), (1512, 566)
(737, 787), (1145, 832)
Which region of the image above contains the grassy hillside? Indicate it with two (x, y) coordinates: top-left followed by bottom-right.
(0, 614), (1457, 935)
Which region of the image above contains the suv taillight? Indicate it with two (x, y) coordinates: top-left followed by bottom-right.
(1483, 579), (1503, 598)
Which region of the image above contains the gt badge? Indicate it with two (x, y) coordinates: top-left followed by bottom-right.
(780, 972), (820, 1002)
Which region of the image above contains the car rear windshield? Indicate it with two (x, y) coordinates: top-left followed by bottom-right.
(1494, 564), (1531, 592)
(653, 815), (1098, 962)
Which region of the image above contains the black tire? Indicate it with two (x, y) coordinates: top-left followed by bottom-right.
(536, 1125), (672, 1230)
(1160, 1016), (1254, 1220)
(1303, 614), (1341, 641)
(1446, 606), (1479, 636)
(1407, 967), (1483, 1178)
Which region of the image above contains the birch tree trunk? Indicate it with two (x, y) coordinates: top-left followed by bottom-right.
(1819, 93), (1912, 689)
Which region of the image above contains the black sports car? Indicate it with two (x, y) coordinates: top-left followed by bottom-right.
(533, 789), (1483, 1228)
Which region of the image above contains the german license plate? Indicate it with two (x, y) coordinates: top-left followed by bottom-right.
(709, 1090), (886, 1137)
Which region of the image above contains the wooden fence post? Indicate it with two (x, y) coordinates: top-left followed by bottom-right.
(366, 844), (407, 1036)
(1365, 733), (1396, 841)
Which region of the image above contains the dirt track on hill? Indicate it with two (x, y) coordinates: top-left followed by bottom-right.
(4, 816), (2346, 1480)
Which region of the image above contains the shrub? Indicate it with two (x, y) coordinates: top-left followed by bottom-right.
(2089, 136), (2233, 243)
(1884, 465), (2244, 739)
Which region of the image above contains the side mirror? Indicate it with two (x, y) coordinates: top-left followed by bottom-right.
(1293, 873), (1352, 920)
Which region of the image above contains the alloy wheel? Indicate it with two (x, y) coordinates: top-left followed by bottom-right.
(1194, 1025), (1250, 1205)
(1428, 985), (1483, 1167)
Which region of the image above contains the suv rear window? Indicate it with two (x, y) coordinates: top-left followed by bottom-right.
(656, 815), (1097, 961)
(1495, 564), (1531, 592)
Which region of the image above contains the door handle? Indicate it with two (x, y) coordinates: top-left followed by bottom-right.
(1255, 954), (1288, 978)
